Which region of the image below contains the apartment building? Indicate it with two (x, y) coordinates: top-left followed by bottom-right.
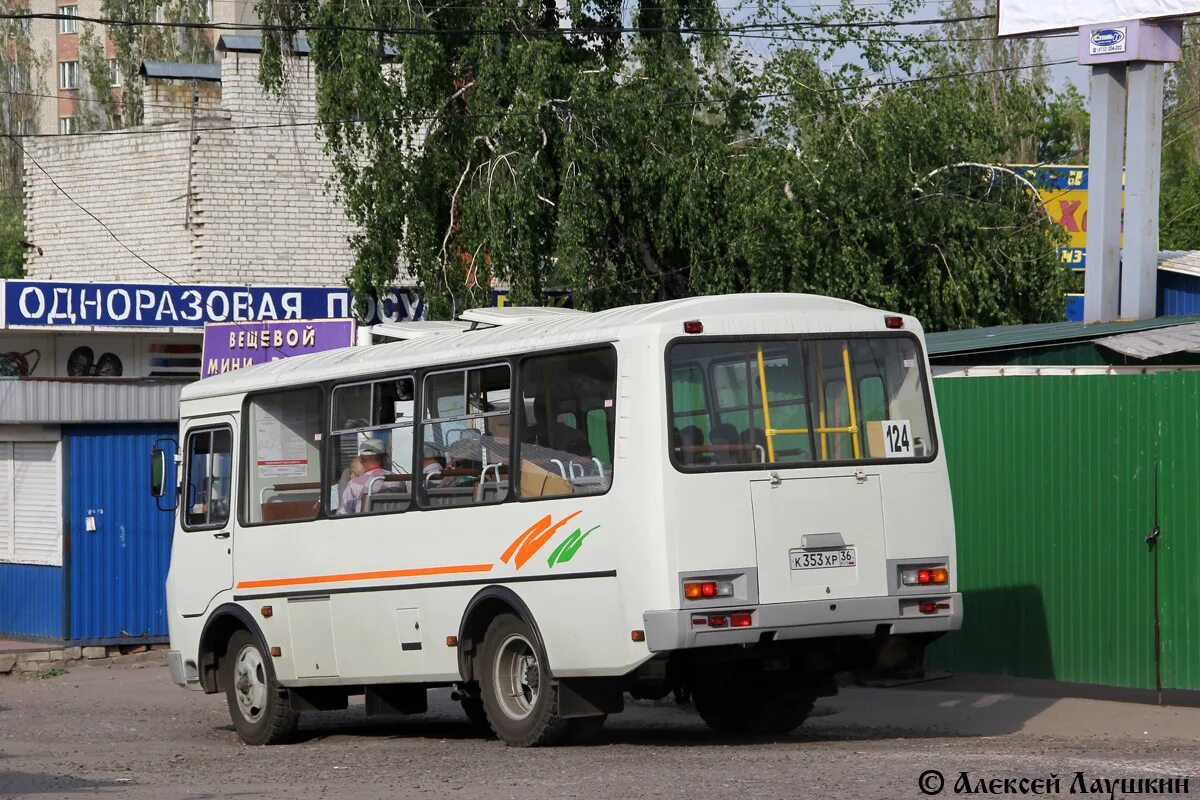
(24, 0), (257, 135)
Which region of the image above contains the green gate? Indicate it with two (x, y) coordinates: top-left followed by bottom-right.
(928, 372), (1200, 692)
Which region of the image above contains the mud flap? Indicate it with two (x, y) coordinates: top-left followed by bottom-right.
(556, 677), (625, 719)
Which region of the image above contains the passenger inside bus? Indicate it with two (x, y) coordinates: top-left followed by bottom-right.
(421, 445), (444, 486)
(525, 394), (591, 458)
(437, 438), (483, 488)
(677, 425), (704, 464)
(337, 438), (389, 514)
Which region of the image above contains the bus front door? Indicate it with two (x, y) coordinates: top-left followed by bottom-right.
(171, 417), (237, 617)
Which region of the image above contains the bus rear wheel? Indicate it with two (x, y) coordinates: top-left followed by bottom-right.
(478, 613), (571, 747)
(691, 668), (820, 736)
(222, 629), (299, 745)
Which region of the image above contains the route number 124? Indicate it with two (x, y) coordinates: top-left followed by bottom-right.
(883, 420), (912, 458)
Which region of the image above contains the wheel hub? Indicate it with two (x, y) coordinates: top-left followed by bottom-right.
(493, 633), (541, 721)
(233, 644), (267, 723)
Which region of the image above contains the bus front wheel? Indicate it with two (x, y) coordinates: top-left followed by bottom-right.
(222, 629), (299, 745)
(478, 613), (571, 747)
(691, 667), (820, 736)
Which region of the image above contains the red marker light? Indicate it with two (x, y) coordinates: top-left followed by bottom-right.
(684, 320), (704, 334)
(919, 601), (938, 614)
(707, 615), (728, 627)
(884, 315), (904, 329)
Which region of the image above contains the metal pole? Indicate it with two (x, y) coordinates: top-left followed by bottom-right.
(1121, 62), (1166, 320)
(1084, 63), (1127, 323)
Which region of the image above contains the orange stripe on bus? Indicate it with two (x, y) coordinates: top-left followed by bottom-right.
(235, 563), (495, 590)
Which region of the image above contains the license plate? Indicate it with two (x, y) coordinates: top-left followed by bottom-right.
(790, 548), (856, 570)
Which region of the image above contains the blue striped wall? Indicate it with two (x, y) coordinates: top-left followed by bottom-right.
(0, 562), (64, 640)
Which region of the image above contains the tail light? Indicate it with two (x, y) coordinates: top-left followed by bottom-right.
(901, 566), (950, 586)
(884, 315), (904, 329)
(683, 580), (734, 600)
(692, 611), (753, 628)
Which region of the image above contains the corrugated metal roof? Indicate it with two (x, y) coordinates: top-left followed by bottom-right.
(217, 35), (312, 55)
(184, 293), (889, 401)
(0, 379), (188, 424)
(138, 61), (222, 82)
(927, 314), (1200, 357)
(1158, 250), (1200, 277)
(215, 33), (398, 58)
(1096, 322), (1200, 360)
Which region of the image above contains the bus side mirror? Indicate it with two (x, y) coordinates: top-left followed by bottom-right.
(150, 448), (167, 497)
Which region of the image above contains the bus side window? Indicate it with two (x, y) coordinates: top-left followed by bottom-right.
(328, 376), (415, 517)
(183, 427), (232, 530)
(517, 347), (616, 499)
(244, 388), (324, 525)
(419, 364), (511, 509)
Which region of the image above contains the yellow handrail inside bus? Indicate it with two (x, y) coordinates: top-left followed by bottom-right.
(755, 347), (776, 463)
(815, 345), (828, 460)
(755, 343), (861, 462)
(841, 342), (861, 459)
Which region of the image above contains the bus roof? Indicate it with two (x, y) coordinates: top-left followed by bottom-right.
(184, 293), (892, 401)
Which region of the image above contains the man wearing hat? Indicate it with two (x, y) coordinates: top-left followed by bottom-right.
(337, 437), (389, 515)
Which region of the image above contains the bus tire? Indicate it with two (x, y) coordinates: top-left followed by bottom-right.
(692, 671), (817, 736)
(478, 613), (570, 747)
(222, 629), (299, 745)
(456, 683), (492, 735)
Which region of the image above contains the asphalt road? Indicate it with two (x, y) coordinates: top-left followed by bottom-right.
(1, 664), (1197, 799)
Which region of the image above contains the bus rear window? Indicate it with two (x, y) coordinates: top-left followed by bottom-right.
(667, 336), (936, 469)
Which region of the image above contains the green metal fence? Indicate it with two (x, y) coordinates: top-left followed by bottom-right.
(927, 372), (1200, 692)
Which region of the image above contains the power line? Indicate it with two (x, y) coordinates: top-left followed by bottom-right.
(3, 131), (188, 285)
(1, 57), (1076, 141)
(2, 131), (303, 356)
(0, 9), (997, 36)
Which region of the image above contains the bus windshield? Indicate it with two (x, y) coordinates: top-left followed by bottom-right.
(668, 335), (936, 468)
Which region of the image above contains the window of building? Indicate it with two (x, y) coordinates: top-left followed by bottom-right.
(0, 440), (62, 566)
(420, 364), (511, 508)
(517, 348), (617, 498)
(328, 377), (415, 516)
(58, 116), (79, 134)
(183, 428), (233, 529)
(244, 388), (324, 524)
(58, 5), (78, 34)
(110, 59), (122, 88)
(10, 65), (31, 91)
(58, 60), (79, 90)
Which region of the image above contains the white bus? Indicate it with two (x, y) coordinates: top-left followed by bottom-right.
(156, 294), (960, 747)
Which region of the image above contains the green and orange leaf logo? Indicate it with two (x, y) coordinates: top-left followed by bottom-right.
(501, 510), (600, 570)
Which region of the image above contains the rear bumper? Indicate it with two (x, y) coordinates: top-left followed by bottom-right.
(642, 592), (962, 652)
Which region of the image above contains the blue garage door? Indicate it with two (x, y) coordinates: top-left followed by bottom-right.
(65, 425), (177, 642)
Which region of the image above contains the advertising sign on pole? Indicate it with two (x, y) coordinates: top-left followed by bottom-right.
(999, 0), (1199, 36)
(200, 318), (357, 379)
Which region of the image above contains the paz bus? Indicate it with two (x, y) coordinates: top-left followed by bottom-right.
(156, 293), (960, 747)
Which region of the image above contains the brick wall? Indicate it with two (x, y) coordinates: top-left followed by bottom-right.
(24, 51), (361, 287)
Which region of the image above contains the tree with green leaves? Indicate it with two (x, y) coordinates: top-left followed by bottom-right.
(1160, 21), (1200, 250)
(257, 0), (1073, 330)
(88, 0), (214, 128)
